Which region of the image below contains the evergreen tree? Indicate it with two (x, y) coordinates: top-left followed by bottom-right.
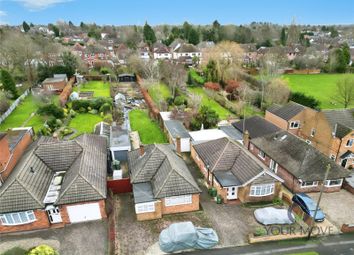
(0, 69), (18, 99)
(69, 21), (74, 27)
(22, 21), (30, 32)
(61, 52), (78, 77)
(188, 27), (200, 45)
(280, 27), (287, 46)
(143, 22), (156, 46)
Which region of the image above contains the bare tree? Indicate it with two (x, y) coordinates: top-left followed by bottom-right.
(264, 78), (290, 105)
(159, 61), (186, 98)
(335, 75), (354, 108)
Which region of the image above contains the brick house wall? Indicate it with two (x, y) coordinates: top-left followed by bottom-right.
(0, 131), (33, 182)
(43, 81), (66, 92)
(336, 131), (354, 169)
(238, 182), (281, 203)
(161, 194), (199, 215)
(136, 201), (162, 221)
(249, 142), (342, 193)
(265, 110), (305, 136)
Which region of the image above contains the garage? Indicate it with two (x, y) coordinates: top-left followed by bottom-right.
(67, 203), (102, 223)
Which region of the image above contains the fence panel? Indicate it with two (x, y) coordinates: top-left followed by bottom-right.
(0, 89), (29, 125)
(107, 178), (132, 193)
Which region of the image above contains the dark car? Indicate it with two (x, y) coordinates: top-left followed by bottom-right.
(292, 193), (325, 222)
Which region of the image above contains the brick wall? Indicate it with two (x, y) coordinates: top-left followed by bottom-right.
(43, 81), (66, 92)
(136, 201), (162, 221)
(0, 209), (50, 233)
(0, 131), (33, 182)
(161, 194), (199, 215)
(343, 180), (354, 194)
(265, 111), (289, 131)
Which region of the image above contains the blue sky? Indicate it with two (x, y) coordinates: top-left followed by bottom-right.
(0, 0), (354, 26)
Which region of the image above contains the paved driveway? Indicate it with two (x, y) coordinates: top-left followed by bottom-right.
(308, 189), (354, 228)
(0, 220), (108, 255)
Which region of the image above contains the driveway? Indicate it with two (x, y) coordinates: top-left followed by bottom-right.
(0, 220), (108, 255)
(308, 189), (354, 229)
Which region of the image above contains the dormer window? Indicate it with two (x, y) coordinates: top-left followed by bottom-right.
(346, 139), (354, 147)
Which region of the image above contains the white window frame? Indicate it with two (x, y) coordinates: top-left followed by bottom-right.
(0, 210), (36, 226)
(306, 140), (312, 145)
(165, 195), (192, 207)
(269, 159), (278, 173)
(135, 202), (155, 214)
(311, 128), (316, 137)
(346, 139), (354, 147)
(330, 154), (336, 160)
(289, 121), (300, 129)
(250, 184), (274, 197)
(325, 179), (343, 187)
(258, 150), (266, 160)
(300, 181), (318, 188)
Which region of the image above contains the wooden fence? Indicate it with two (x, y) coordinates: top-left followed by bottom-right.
(0, 89), (30, 125)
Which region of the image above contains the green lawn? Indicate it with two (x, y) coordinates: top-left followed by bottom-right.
(68, 113), (103, 137)
(188, 87), (232, 119)
(0, 95), (40, 131)
(74, 81), (110, 98)
(283, 74), (354, 109)
(129, 109), (167, 144)
(148, 83), (171, 105)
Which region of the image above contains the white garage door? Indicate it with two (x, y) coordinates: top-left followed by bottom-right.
(67, 203), (101, 223)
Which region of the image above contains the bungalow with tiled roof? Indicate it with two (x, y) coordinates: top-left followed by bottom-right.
(128, 144), (201, 221)
(191, 137), (283, 204)
(0, 134), (107, 233)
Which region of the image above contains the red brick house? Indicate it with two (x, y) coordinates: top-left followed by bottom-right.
(42, 74), (68, 93)
(192, 137), (283, 204)
(0, 134), (107, 233)
(248, 130), (351, 193)
(128, 144), (201, 221)
(0, 127), (34, 184)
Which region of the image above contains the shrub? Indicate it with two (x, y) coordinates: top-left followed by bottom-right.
(37, 104), (64, 119)
(188, 69), (205, 86)
(91, 97), (112, 110)
(100, 103), (112, 114)
(166, 97), (174, 106)
(103, 113), (113, 123)
(0, 91), (10, 114)
(204, 82), (221, 91)
(225, 80), (240, 93)
(88, 109), (98, 114)
(46, 116), (60, 130)
(72, 100), (91, 111)
(289, 92), (320, 110)
(254, 227), (267, 237)
(28, 244), (58, 255)
(174, 96), (186, 106)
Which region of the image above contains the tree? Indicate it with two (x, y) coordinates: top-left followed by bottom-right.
(143, 22), (156, 46)
(22, 21), (30, 32)
(264, 78), (290, 105)
(280, 27), (287, 46)
(68, 21), (74, 27)
(0, 91), (10, 114)
(0, 69), (18, 99)
(190, 106), (220, 130)
(48, 24), (60, 37)
(205, 60), (219, 83)
(61, 51), (78, 77)
(335, 75), (354, 108)
(159, 62), (186, 98)
(188, 27), (200, 45)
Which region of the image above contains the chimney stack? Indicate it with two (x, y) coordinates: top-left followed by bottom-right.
(176, 136), (181, 155)
(243, 130), (250, 149)
(139, 144), (145, 156)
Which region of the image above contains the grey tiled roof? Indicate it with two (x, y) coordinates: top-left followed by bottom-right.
(193, 137), (268, 187)
(251, 131), (351, 182)
(219, 125), (243, 141)
(232, 116), (280, 139)
(323, 108), (354, 138)
(128, 144), (200, 200)
(267, 102), (305, 121)
(0, 134), (107, 213)
(164, 120), (190, 138)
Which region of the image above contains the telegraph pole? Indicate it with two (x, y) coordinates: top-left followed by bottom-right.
(307, 164), (331, 240)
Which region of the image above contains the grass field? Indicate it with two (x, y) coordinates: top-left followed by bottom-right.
(129, 109), (167, 144)
(283, 74), (354, 109)
(148, 83), (171, 106)
(74, 81), (110, 98)
(188, 87), (233, 119)
(68, 113), (103, 137)
(0, 95), (41, 132)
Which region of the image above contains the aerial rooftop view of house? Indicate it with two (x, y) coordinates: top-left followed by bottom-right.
(0, 134), (107, 233)
(128, 144), (201, 221)
(192, 137), (283, 204)
(249, 130), (351, 193)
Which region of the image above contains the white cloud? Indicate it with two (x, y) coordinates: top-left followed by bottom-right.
(0, 10), (7, 17)
(15, 0), (72, 11)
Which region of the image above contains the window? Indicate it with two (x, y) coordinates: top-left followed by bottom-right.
(165, 195), (192, 207)
(269, 159), (278, 173)
(289, 121), (300, 129)
(330, 154), (336, 160)
(135, 202), (155, 214)
(311, 128), (316, 137)
(346, 139), (354, 147)
(300, 181), (318, 188)
(258, 150), (266, 160)
(306, 140), (312, 145)
(0, 211), (36, 226)
(250, 184), (274, 197)
(325, 179), (343, 187)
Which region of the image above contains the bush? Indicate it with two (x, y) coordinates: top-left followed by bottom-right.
(254, 227), (267, 237)
(204, 82), (221, 91)
(0, 91), (10, 114)
(174, 96), (186, 106)
(166, 97), (174, 106)
(37, 104), (64, 119)
(46, 116), (60, 130)
(103, 113), (113, 123)
(225, 80), (240, 93)
(72, 100), (91, 111)
(289, 92), (321, 110)
(28, 244), (58, 255)
(100, 103), (112, 114)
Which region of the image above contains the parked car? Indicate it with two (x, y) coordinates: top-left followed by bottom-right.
(254, 207), (294, 225)
(292, 193), (325, 222)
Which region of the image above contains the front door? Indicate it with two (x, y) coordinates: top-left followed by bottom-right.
(47, 207), (62, 224)
(226, 186), (238, 200)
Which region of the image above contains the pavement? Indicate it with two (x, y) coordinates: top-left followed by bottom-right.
(308, 190), (354, 229)
(183, 233), (354, 255)
(0, 220), (108, 255)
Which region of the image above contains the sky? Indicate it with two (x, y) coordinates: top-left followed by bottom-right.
(0, 0), (354, 26)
